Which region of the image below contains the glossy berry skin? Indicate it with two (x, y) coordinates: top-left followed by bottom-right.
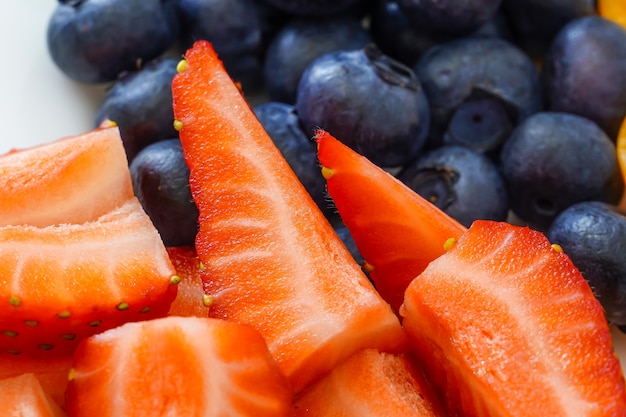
(397, 145), (509, 227)
(543, 16), (626, 141)
(500, 112), (624, 230)
(502, 0), (596, 58)
(176, 0), (275, 92)
(396, 0), (502, 35)
(253, 102), (338, 223)
(263, 16), (371, 104)
(130, 139), (199, 247)
(415, 36), (542, 150)
(47, 0), (179, 83)
(370, 0), (511, 67)
(94, 59), (179, 162)
(297, 45), (430, 168)
(547, 201), (626, 327)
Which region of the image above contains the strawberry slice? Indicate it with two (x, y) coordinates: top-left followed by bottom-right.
(292, 348), (446, 416)
(402, 220), (626, 416)
(65, 316), (292, 416)
(316, 129), (466, 312)
(0, 373), (67, 416)
(172, 40), (406, 392)
(166, 246), (209, 317)
(0, 355), (73, 409)
(0, 126), (133, 227)
(0, 198), (178, 357)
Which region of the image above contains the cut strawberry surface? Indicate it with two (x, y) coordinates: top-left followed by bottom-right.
(0, 354), (73, 408)
(316, 129), (466, 312)
(65, 316), (292, 416)
(402, 220), (626, 416)
(0, 373), (67, 417)
(166, 246), (210, 317)
(0, 126), (133, 227)
(292, 348), (446, 417)
(0, 198), (178, 357)
(172, 40), (405, 393)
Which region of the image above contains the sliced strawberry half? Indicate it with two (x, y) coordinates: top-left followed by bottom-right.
(292, 348), (446, 416)
(172, 40), (406, 393)
(166, 246), (209, 317)
(0, 126), (133, 227)
(0, 373), (67, 416)
(316, 129), (466, 312)
(0, 198), (178, 357)
(65, 316), (292, 416)
(0, 354), (73, 409)
(402, 220), (626, 416)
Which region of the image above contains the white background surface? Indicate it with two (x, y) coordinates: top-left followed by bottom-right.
(1, 2), (626, 372)
(0, 2), (108, 154)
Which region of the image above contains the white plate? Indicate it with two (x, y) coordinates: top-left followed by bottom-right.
(1, 2), (625, 376)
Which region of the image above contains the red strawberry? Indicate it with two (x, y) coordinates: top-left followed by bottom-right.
(402, 220), (626, 416)
(316, 129), (466, 312)
(65, 316), (292, 416)
(166, 246), (210, 317)
(172, 40), (406, 393)
(0, 126), (133, 227)
(0, 373), (67, 416)
(0, 354), (73, 409)
(0, 198), (179, 357)
(292, 348), (446, 416)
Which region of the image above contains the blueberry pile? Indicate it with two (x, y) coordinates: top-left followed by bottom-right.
(47, 0), (626, 327)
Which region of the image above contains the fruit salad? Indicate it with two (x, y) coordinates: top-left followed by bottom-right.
(2, 1), (626, 415)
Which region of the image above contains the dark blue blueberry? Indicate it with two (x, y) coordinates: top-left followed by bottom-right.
(259, 0), (367, 16)
(263, 15), (371, 104)
(370, 0), (512, 67)
(296, 45), (430, 168)
(543, 16), (626, 141)
(130, 139), (199, 247)
(176, 0), (277, 92)
(397, 145), (509, 227)
(396, 0), (502, 36)
(547, 201), (626, 326)
(253, 102), (339, 223)
(94, 58), (178, 162)
(47, 0), (179, 83)
(500, 112), (624, 230)
(415, 36), (542, 150)
(442, 97), (513, 157)
(502, 0), (596, 58)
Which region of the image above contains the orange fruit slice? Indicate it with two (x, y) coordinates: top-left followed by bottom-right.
(617, 117), (626, 208)
(599, 0), (626, 30)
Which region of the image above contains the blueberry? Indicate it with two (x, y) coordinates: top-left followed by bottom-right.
(94, 58), (178, 162)
(397, 145), (509, 227)
(47, 0), (179, 83)
(130, 139), (199, 247)
(442, 97), (513, 157)
(502, 0), (596, 58)
(415, 36), (542, 150)
(543, 16), (626, 141)
(296, 44), (430, 168)
(259, 0), (367, 16)
(500, 112), (624, 230)
(176, 0), (275, 92)
(370, 0), (512, 67)
(263, 15), (371, 104)
(253, 102), (338, 223)
(396, 0), (502, 36)
(547, 201), (626, 326)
